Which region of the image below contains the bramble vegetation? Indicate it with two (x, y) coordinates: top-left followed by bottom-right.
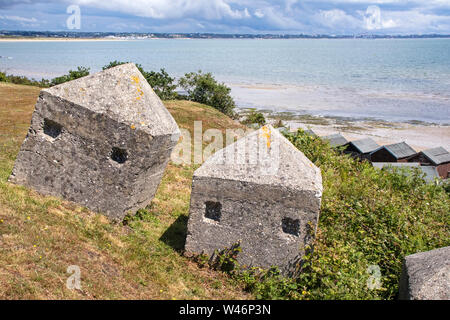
(208, 129), (449, 300)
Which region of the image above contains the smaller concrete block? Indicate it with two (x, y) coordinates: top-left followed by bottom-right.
(185, 125), (322, 276)
(399, 246), (450, 300)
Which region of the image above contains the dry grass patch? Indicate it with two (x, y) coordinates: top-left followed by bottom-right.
(0, 83), (250, 300)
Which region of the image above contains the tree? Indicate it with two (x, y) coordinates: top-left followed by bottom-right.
(103, 61), (176, 100)
(102, 60), (145, 75)
(178, 71), (236, 117)
(145, 68), (177, 100)
(50, 66), (90, 86)
(0, 71), (7, 82)
(243, 110), (266, 126)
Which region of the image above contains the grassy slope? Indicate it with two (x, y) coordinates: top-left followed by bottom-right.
(0, 83), (249, 299)
(2, 83), (448, 300)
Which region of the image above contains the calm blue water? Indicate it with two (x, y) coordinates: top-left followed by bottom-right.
(1, 39), (449, 123)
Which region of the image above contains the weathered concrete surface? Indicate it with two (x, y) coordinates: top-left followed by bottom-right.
(399, 246), (450, 300)
(9, 63), (180, 221)
(185, 125), (322, 276)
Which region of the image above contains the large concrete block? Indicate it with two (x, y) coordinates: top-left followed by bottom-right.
(9, 63), (180, 221)
(399, 246), (450, 300)
(185, 125), (322, 276)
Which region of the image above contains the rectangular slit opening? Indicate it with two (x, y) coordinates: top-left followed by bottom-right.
(205, 201), (222, 222)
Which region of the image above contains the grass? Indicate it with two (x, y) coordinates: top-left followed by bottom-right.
(1, 83), (448, 300)
(0, 83), (249, 299)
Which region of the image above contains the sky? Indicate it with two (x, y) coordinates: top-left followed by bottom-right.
(0, 0), (450, 34)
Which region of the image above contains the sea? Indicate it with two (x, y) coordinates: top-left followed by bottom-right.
(1, 38), (449, 124)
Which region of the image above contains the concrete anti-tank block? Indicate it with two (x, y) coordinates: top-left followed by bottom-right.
(9, 63), (180, 221)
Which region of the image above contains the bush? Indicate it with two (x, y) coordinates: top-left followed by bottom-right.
(178, 71), (236, 117)
(0, 71), (7, 82)
(212, 129), (449, 300)
(243, 110), (266, 126)
(0, 70), (49, 87)
(145, 68), (177, 100)
(103, 61), (177, 100)
(102, 60), (145, 75)
(50, 66), (90, 86)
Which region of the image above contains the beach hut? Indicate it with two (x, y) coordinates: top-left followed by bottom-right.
(322, 133), (348, 148)
(408, 147), (450, 179)
(344, 138), (380, 161)
(304, 129), (317, 137)
(275, 127), (290, 135)
(372, 163), (440, 183)
(370, 142), (417, 163)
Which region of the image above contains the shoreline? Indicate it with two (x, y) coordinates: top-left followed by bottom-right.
(0, 37), (128, 42)
(237, 107), (450, 151)
(260, 111), (450, 151)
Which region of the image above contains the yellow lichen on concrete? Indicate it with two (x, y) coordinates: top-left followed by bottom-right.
(131, 75), (144, 100)
(260, 125), (272, 149)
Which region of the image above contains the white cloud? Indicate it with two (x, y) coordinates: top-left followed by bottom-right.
(73, 0), (250, 20)
(375, 9), (450, 32)
(254, 9), (265, 18)
(0, 0), (449, 33)
(315, 9), (361, 31)
(0, 14), (37, 23)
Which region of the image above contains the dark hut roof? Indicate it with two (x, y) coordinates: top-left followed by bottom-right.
(322, 133), (348, 147)
(372, 142), (416, 159)
(348, 138), (380, 154)
(372, 163), (440, 183)
(421, 147), (450, 165)
(304, 129), (316, 136)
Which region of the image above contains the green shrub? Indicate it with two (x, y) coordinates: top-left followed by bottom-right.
(212, 129), (449, 300)
(50, 66), (90, 86)
(178, 71), (236, 117)
(243, 111), (266, 126)
(0, 71), (49, 87)
(102, 60), (145, 75)
(0, 71), (7, 82)
(103, 61), (177, 100)
(145, 68), (177, 100)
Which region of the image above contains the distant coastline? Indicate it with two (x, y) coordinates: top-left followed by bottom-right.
(1, 30), (450, 40)
(0, 37), (126, 42)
